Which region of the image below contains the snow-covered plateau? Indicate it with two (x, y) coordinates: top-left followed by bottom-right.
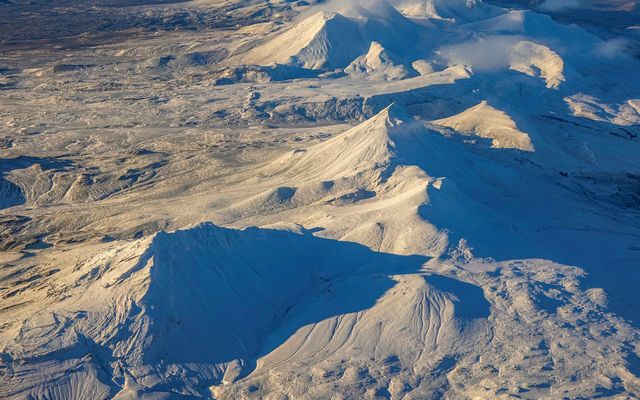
(1, 0), (640, 399)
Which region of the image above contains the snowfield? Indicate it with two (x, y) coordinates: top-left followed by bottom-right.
(1, 0), (640, 399)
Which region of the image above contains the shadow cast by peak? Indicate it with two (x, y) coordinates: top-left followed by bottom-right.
(387, 102), (640, 326)
(0, 155), (73, 172)
(423, 274), (490, 320)
(0, 155), (73, 210)
(130, 223), (432, 387)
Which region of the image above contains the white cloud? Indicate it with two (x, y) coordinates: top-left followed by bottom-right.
(593, 38), (630, 58)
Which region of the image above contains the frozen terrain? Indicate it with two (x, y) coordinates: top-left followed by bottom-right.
(1, 0), (640, 399)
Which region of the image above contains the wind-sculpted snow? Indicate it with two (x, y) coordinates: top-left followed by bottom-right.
(1, 0), (640, 398)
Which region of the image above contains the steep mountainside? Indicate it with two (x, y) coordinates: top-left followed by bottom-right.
(1, 0), (639, 399)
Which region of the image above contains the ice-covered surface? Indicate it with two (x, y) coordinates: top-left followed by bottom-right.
(1, 0), (640, 399)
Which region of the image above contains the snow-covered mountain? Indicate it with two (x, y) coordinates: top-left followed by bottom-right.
(1, 0), (639, 399)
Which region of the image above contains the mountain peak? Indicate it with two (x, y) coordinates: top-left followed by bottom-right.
(241, 10), (366, 69)
(432, 101), (534, 151)
(344, 42), (411, 80)
(262, 103), (416, 183)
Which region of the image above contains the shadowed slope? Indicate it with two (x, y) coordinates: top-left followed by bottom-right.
(2, 223), (490, 399)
